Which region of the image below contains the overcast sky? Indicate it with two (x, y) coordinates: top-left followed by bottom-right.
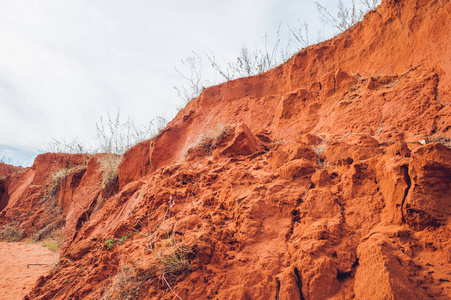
(0, 0), (353, 166)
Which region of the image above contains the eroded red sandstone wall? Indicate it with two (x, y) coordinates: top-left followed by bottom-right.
(0, 0), (450, 299)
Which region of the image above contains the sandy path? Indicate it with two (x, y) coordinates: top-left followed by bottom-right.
(0, 242), (59, 300)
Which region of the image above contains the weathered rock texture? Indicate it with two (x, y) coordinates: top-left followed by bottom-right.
(0, 0), (450, 299)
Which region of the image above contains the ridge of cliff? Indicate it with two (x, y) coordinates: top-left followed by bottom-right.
(0, 0), (450, 299)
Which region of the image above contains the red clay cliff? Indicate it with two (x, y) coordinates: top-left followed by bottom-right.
(0, 0), (450, 299)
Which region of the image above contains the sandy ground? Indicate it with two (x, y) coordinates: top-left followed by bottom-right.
(0, 242), (59, 300)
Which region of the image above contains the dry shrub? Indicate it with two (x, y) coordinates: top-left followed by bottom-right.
(99, 153), (122, 193)
(148, 232), (197, 287)
(186, 123), (231, 157)
(103, 196), (197, 299)
(40, 165), (87, 206)
(91, 196), (108, 215)
(102, 261), (157, 300)
(92, 154), (122, 214)
(32, 166), (85, 246)
(210, 123), (230, 149)
(101, 240), (195, 300)
(426, 135), (451, 148)
(157, 244), (195, 285)
(39, 226), (65, 251)
(189, 134), (213, 156)
(0, 224), (24, 242)
(33, 218), (65, 242)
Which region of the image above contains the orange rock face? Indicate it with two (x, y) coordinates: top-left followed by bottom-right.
(1, 0), (451, 299)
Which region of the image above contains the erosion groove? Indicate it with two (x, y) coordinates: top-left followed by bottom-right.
(400, 164), (411, 224)
(294, 267), (305, 300)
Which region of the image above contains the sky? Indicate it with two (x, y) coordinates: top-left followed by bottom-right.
(0, 0), (359, 166)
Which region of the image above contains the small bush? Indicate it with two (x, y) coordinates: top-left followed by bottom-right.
(40, 166), (86, 208)
(40, 230), (65, 251)
(99, 154), (122, 189)
(41, 239), (61, 251)
(159, 246), (195, 284)
(33, 218), (65, 242)
(0, 225), (24, 242)
(102, 264), (142, 300)
(0, 155), (11, 164)
(147, 233), (196, 286)
(104, 233), (131, 250)
(186, 123), (231, 157)
(175, 1), (382, 103)
(426, 135), (451, 148)
(96, 110), (165, 155)
(43, 110), (166, 156)
(174, 53), (206, 104)
(316, 0), (380, 33)
(98, 154), (122, 203)
(42, 169), (65, 202)
(102, 261), (158, 300)
(210, 123), (230, 148)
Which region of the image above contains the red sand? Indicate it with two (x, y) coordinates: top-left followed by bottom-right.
(0, 242), (59, 300)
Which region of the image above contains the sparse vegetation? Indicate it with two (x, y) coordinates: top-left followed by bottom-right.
(33, 218), (66, 241)
(43, 110), (166, 156)
(102, 196), (198, 299)
(0, 224), (24, 242)
(101, 261), (157, 300)
(40, 165), (86, 207)
(95, 110), (165, 155)
(206, 28), (291, 81)
(89, 153), (122, 214)
(175, 0), (381, 103)
(152, 241), (195, 287)
(99, 153), (122, 192)
(40, 227), (65, 251)
(44, 138), (92, 154)
(102, 228), (194, 300)
(317, 0), (358, 32)
(0, 155), (12, 165)
(211, 123), (231, 147)
(144, 197), (197, 297)
(174, 53), (207, 104)
(41, 170), (66, 203)
(316, 0), (380, 35)
(422, 134), (451, 148)
(186, 123), (231, 158)
(289, 20), (324, 49)
(175, 30), (289, 103)
(104, 233), (131, 250)
(32, 166), (83, 246)
(41, 238), (63, 251)
(316, 0), (379, 32)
